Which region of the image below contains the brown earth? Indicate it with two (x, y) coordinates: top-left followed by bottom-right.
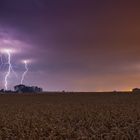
(0, 92), (139, 139)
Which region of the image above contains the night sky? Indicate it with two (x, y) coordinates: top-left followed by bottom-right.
(0, 0), (140, 91)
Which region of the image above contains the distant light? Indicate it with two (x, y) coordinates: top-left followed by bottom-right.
(21, 59), (32, 64)
(23, 60), (27, 64)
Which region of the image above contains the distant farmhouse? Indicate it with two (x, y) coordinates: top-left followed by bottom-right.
(132, 88), (140, 93)
(14, 85), (43, 93)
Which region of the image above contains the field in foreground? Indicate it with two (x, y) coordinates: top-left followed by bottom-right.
(0, 92), (140, 139)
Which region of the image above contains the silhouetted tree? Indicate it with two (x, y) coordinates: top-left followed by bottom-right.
(14, 85), (43, 93)
(132, 88), (140, 93)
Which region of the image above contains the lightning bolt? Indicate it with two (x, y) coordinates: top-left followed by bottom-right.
(3, 50), (18, 90)
(21, 60), (28, 84)
(0, 55), (3, 69)
(4, 50), (12, 90)
(0, 54), (6, 70)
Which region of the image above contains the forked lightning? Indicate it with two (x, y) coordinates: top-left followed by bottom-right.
(21, 60), (29, 84)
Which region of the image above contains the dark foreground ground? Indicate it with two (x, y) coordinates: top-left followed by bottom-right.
(0, 92), (140, 139)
